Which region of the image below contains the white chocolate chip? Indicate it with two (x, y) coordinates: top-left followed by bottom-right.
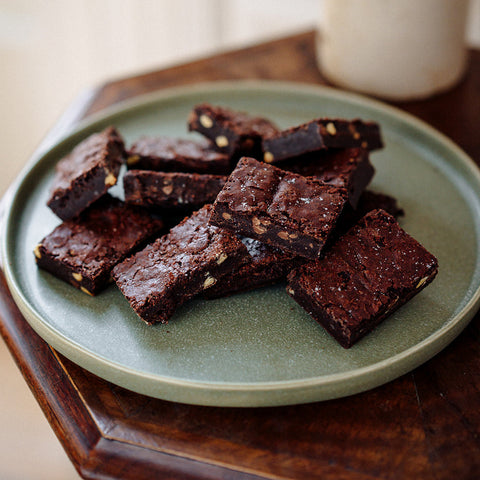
(216, 253), (228, 265)
(287, 287), (295, 295)
(326, 122), (337, 135)
(203, 275), (217, 289)
(33, 244), (42, 259)
(222, 212), (232, 220)
(215, 135), (229, 148)
(72, 272), (83, 282)
(264, 151), (274, 163)
(199, 114), (213, 128)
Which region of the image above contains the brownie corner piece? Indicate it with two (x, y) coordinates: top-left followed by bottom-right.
(112, 204), (250, 324)
(188, 103), (278, 159)
(34, 195), (163, 295)
(47, 126), (126, 220)
(287, 208), (438, 348)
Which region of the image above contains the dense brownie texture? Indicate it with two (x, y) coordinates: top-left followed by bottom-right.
(281, 147), (375, 208)
(337, 189), (404, 235)
(204, 237), (302, 298)
(188, 103), (279, 160)
(47, 126), (125, 220)
(124, 170), (227, 212)
(126, 136), (230, 174)
(262, 118), (383, 163)
(287, 209), (438, 348)
(210, 157), (348, 259)
(34, 195), (164, 296)
(112, 205), (250, 325)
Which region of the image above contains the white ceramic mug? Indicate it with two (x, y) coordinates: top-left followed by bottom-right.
(317, 0), (470, 100)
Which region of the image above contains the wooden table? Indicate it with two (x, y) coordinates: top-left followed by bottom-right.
(1, 32), (479, 480)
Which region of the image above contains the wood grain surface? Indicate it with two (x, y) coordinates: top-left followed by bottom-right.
(0, 31), (479, 480)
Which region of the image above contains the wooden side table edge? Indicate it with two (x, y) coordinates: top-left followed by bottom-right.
(0, 271), (97, 475)
(1, 270), (272, 480)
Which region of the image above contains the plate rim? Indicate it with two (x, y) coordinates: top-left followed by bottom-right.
(2, 79), (480, 406)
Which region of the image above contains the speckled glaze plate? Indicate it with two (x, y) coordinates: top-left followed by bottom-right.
(2, 81), (480, 407)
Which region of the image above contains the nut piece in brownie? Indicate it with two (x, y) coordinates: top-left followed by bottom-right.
(34, 195), (164, 296)
(47, 126), (126, 220)
(262, 117), (383, 163)
(204, 237), (302, 299)
(281, 147), (375, 208)
(124, 170), (227, 212)
(210, 157), (349, 259)
(126, 136), (230, 174)
(188, 103), (279, 160)
(287, 209), (438, 348)
(112, 204), (250, 325)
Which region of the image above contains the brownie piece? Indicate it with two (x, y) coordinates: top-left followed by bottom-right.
(188, 103), (279, 160)
(262, 117), (383, 163)
(210, 157), (348, 259)
(204, 237), (302, 298)
(287, 209), (438, 348)
(34, 195), (164, 296)
(112, 204), (250, 325)
(124, 170), (227, 211)
(47, 126), (125, 220)
(332, 190), (404, 240)
(281, 147), (375, 208)
(126, 136), (230, 174)
(353, 190), (405, 219)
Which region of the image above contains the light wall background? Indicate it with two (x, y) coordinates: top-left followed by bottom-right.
(1, 0), (480, 198)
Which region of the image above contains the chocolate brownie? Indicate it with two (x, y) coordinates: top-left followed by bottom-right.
(204, 237), (302, 298)
(281, 147), (375, 208)
(356, 190), (404, 217)
(262, 117), (383, 163)
(47, 126), (125, 220)
(330, 190), (405, 241)
(210, 157), (348, 259)
(112, 204), (250, 325)
(188, 103), (279, 160)
(34, 195), (164, 296)
(123, 170), (227, 211)
(126, 136), (230, 174)
(287, 209), (438, 348)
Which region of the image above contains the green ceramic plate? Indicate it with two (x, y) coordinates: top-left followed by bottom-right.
(2, 81), (480, 407)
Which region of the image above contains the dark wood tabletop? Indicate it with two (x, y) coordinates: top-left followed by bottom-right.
(1, 31), (479, 480)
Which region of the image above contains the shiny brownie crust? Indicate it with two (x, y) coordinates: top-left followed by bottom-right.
(112, 205), (249, 324)
(287, 209), (438, 348)
(210, 157), (348, 259)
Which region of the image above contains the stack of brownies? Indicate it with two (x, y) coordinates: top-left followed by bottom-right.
(34, 104), (438, 348)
